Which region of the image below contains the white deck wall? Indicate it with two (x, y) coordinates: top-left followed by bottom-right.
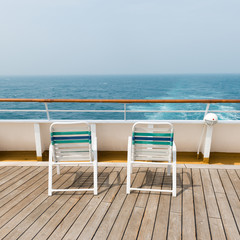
(0, 121), (239, 153)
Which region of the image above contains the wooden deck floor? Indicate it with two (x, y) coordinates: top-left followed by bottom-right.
(0, 166), (239, 240)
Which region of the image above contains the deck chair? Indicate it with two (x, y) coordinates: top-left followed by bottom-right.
(48, 122), (98, 196)
(126, 122), (177, 197)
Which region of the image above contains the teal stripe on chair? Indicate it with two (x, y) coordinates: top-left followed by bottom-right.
(133, 132), (173, 137)
(51, 131), (91, 136)
(134, 140), (173, 146)
(52, 139), (91, 144)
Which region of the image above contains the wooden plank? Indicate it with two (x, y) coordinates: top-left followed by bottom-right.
(135, 168), (156, 208)
(137, 168), (162, 240)
(0, 166), (15, 177)
(181, 168), (196, 240)
(123, 168), (158, 240)
(47, 166), (109, 240)
(0, 166), (29, 188)
(200, 169), (226, 239)
(209, 169), (224, 193)
(167, 168), (182, 240)
(62, 167), (118, 240)
(0, 167), (22, 180)
(0, 167), (47, 216)
(152, 168), (171, 240)
(200, 169), (221, 218)
(209, 218), (226, 240)
(236, 169), (240, 179)
(0, 167), (44, 199)
(107, 168), (148, 240)
(78, 168), (127, 240)
(93, 168), (139, 240)
(0, 166), (77, 238)
(0, 167), (58, 228)
(218, 169), (240, 231)
(227, 169), (240, 199)
(18, 167), (95, 240)
(210, 169), (240, 239)
(122, 207), (144, 240)
(3, 166), (86, 240)
(192, 168), (211, 240)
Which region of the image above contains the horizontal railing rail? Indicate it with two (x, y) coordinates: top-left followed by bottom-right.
(0, 99), (240, 120)
(0, 98), (240, 103)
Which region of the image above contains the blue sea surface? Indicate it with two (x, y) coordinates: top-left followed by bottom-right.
(0, 74), (240, 120)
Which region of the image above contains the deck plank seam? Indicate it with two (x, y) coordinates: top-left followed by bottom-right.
(0, 166), (46, 200)
(0, 166), (21, 181)
(0, 167), (49, 215)
(100, 167), (124, 204)
(60, 166), (109, 239)
(104, 168), (140, 240)
(6, 166), (85, 240)
(75, 167), (125, 239)
(132, 168), (158, 240)
(39, 166), (110, 240)
(235, 169), (240, 179)
(91, 168), (127, 239)
(0, 166), (80, 239)
(191, 168), (198, 240)
(217, 169), (240, 234)
(107, 168), (142, 240)
(0, 166), (32, 192)
(78, 168), (125, 239)
(31, 167), (95, 240)
(199, 168), (212, 240)
(208, 169), (228, 239)
(0, 167), (62, 229)
(127, 167), (152, 239)
(180, 168), (183, 240)
(226, 170), (240, 201)
(61, 167), (119, 239)
(151, 168), (168, 240)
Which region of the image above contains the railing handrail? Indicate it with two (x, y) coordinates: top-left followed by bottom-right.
(0, 98), (240, 103)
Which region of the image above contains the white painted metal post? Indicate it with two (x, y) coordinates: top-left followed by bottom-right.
(204, 103), (210, 117)
(48, 144), (53, 196)
(34, 123), (43, 161)
(124, 104), (126, 121)
(44, 103), (50, 120)
(126, 136), (132, 194)
(203, 125), (213, 163)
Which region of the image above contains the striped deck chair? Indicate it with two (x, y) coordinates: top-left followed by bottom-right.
(48, 122), (98, 196)
(126, 122), (177, 197)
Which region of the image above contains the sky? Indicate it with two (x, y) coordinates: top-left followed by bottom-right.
(0, 0), (240, 75)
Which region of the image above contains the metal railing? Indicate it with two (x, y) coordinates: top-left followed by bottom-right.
(0, 99), (240, 120)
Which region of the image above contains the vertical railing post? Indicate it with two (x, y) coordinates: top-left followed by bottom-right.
(204, 103), (210, 117)
(124, 103), (127, 121)
(34, 123), (43, 161)
(44, 102), (50, 120)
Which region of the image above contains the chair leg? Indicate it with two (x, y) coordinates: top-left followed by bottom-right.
(172, 163), (176, 197)
(167, 165), (171, 176)
(126, 161), (131, 194)
(48, 162), (52, 196)
(93, 161), (98, 195)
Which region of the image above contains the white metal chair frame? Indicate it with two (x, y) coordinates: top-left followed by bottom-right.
(126, 122), (177, 197)
(48, 122), (98, 196)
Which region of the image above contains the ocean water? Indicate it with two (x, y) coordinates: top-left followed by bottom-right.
(0, 74), (240, 120)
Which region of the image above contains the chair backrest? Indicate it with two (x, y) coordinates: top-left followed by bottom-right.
(132, 122), (174, 162)
(50, 122), (92, 162)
